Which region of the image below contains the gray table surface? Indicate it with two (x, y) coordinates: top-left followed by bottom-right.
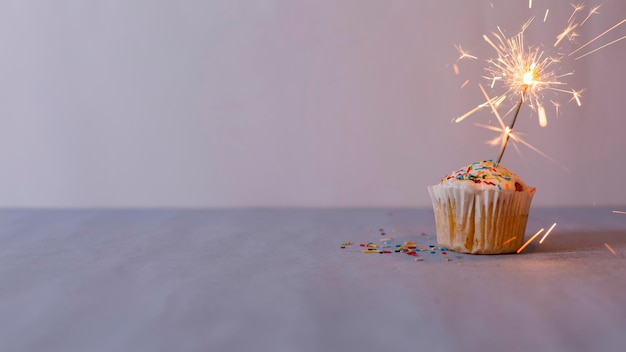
(1, 207), (625, 352)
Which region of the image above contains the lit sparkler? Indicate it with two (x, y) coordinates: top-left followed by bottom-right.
(454, 2), (625, 163)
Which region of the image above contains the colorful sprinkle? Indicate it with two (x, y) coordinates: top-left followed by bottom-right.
(440, 160), (528, 192)
(344, 227), (464, 264)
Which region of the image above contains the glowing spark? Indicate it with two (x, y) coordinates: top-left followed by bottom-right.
(567, 30), (580, 42)
(604, 243), (618, 257)
(529, 0), (532, 9)
(508, 131), (570, 171)
(517, 228), (544, 253)
(555, 22), (578, 47)
(543, 9), (549, 23)
(569, 19), (626, 58)
(475, 121), (569, 171)
(453, 64), (460, 75)
(538, 104), (547, 127)
(460, 80), (470, 89)
(478, 83), (506, 127)
(612, 210), (626, 215)
(580, 4), (602, 26)
(455, 45), (478, 61)
(570, 89), (583, 106)
(503, 237), (517, 245)
(567, 3), (586, 24)
(475, 123), (504, 145)
(454, 94), (500, 123)
(539, 222), (557, 244)
(574, 35), (626, 60)
(551, 100), (561, 116)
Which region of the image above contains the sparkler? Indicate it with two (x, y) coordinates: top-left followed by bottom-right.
(454, 2), (625, 163)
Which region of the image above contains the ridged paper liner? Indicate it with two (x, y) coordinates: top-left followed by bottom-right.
(428, 185), (534, 254)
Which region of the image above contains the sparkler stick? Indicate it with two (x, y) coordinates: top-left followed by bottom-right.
(496, 87), (526, 164)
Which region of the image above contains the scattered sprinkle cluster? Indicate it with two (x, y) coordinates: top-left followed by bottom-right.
(442, 160), (519, 191)
(341, 228), (461, 265)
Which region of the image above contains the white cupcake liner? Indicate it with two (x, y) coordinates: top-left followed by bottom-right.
(427, 185), (535, 254)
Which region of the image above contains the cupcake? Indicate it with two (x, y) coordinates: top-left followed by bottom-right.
(427, 160), (535, 254)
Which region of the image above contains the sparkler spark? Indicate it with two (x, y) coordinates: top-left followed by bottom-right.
(455, 45), (478, 61)
(517, 227), (544, 253)
(604, 243), (619, 257)
(569, 19), (626, 59)
(580, 4), (602, 26)
(539, 222), (557, 244)
(453, 2), (625, 163)
(567, 3), (586, 24)
(502, 236), (518, 245)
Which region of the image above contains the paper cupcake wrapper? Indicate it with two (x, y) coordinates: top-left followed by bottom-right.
(428, 185), (535, 254)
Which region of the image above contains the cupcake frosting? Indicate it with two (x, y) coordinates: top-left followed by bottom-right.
(439, 160), (532, 192)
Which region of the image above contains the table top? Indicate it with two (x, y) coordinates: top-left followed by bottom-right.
(1, 207), (625, 352)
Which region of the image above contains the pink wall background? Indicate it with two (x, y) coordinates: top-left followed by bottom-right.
(0, 0), (624, 208)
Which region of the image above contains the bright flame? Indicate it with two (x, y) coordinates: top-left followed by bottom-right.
(523, 62), (537, 86)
